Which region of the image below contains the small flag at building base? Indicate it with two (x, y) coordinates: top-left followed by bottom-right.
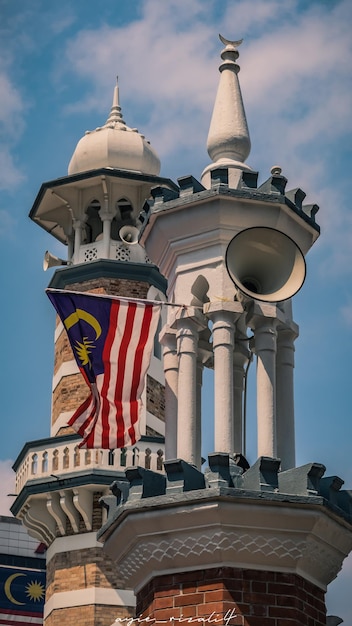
(47, 290), (161, 449)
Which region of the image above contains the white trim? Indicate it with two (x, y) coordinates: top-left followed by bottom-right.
(146, 411), (165, 436)
(44, 587), (136, 618)
(54, 320), (64, 342)
(148, 354), (164, 382)
(50, 410), (77, 436)
(46, 532), (102, 562)
(52, 360), (80, 391)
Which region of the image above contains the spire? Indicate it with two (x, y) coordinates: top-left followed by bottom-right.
(201, 35), (252, 188)
(103, 77), (127, 130)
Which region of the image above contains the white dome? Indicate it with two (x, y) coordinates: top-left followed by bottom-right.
(68, 80), (160, 176)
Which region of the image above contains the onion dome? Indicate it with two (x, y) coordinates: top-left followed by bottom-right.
(68, 78), (160, 176)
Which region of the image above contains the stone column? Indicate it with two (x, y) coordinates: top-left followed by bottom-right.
(276, 325), (298, 470)
(233, 342), (249, 454)
(196, 358), (203, 468)
(160, 327), (178, 461)
(205, 302), (243, 455)
(248, 303), (284, 459)
(174, 310), (203, 467)
(99, 210), (113, 259)
(72, 218), (84, 264)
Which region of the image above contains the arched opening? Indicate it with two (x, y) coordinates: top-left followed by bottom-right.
(111, 197), (134, 240)
(84, 199), (102, 243)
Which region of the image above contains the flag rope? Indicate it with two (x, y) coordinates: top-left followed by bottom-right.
(46, 288), (203, 310)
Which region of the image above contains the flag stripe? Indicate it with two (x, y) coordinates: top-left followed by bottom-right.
(128, 304), (154, 443)
(114, 302), (136, 447)
(100, 300), (120, 448)
(47, 290), (161, 449)
(0, 614), (43, 626)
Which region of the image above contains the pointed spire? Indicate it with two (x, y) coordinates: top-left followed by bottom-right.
(201, 35), (252, 188)
(103, 77), (127, 130)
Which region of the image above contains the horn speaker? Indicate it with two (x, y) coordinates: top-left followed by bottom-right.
(43, 251), (67, 271)
(225, 227), (306, 302)
(119, 225), (139, 245)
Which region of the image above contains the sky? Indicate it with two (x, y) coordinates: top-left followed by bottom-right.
(0, 0), (352, 618)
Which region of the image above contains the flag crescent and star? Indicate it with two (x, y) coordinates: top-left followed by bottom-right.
(47, 290), (161, 450)
(0, 566), (46, 625)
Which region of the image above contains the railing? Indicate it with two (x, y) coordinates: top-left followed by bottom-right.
(78, 241), (150, 264)
(15, 437), (164, 494)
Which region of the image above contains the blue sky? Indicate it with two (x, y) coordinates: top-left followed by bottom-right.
(1, 0), (352, 618)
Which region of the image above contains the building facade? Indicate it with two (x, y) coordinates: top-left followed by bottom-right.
(11, 34), (352, 626)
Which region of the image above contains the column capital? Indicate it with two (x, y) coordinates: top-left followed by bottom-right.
(171, 307), (206, 333)
(98, 209), (114, 222)
(159, 325), (177, 347)
(246, 301), (285, 332)
(277, 320), (299, 341)
(204, 300), (243, 318)
(72, 216), (87, 228)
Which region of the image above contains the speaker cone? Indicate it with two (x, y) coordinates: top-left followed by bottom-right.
(225, 227), (306, 302)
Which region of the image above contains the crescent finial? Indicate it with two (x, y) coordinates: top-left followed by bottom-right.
(219, 34), (243, 48)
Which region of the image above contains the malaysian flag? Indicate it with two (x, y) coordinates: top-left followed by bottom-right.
(47, 290), (161, 449)
(0, 567), (45, 626)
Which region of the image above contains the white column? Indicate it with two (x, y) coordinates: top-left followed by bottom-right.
(175, 315), (200, 466)
(160, 328), (178, 460)
(248, 304), (282, 459)
(99, 211), (112, 259)
(196, 358), (203, 469)
(67, 234), (74, 263)
(233, 343), (248, 454)
(276, 326), (297, 470)
(73, 219), (83, 264)
(205, 302), (243, 455)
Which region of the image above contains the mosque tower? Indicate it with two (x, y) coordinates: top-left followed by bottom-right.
(97, 36), (352, 625)
(11, 80), (177, 626)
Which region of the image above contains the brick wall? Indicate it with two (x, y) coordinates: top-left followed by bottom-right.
(146, 375), (165, 422)
(66, 278), (149, 298)
(46, 547), (127, 599)
(136, 567), (327, 626)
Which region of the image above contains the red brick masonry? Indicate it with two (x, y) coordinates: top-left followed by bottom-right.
(136, 567), (326, 626)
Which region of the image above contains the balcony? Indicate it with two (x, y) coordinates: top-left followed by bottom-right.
(14, 434), (165, 495)
(11, 434), (165, 544)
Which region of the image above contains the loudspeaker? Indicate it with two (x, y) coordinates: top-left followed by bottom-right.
(225, 227), (306, 302)
(119, 225), (139, 245)
(43, 251), (67, 271)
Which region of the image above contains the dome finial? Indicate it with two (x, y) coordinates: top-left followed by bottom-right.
(201, 35), (252, 188)
(104, 76), (126, 130)
(219, 33), (243, 48)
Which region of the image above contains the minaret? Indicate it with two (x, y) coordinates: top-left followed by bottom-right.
(98, 36), (352, 625)
(11, 80), (177, 626)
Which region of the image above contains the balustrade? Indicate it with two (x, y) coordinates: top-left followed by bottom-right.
(15, 438), (164, 494)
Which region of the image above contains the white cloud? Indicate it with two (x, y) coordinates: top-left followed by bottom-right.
(0, 208), (17, 238)
(60, 1), (351, 156)
(0, 68), (26, 189)
(340, 301), (352, 327)
(0, 147), (25, 192)
(0, 460), (16, 516)
(57, 0), (352, 270)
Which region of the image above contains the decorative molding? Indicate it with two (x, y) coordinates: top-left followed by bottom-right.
(44, 586), (136, 618)
(102, 494), (352, 592)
